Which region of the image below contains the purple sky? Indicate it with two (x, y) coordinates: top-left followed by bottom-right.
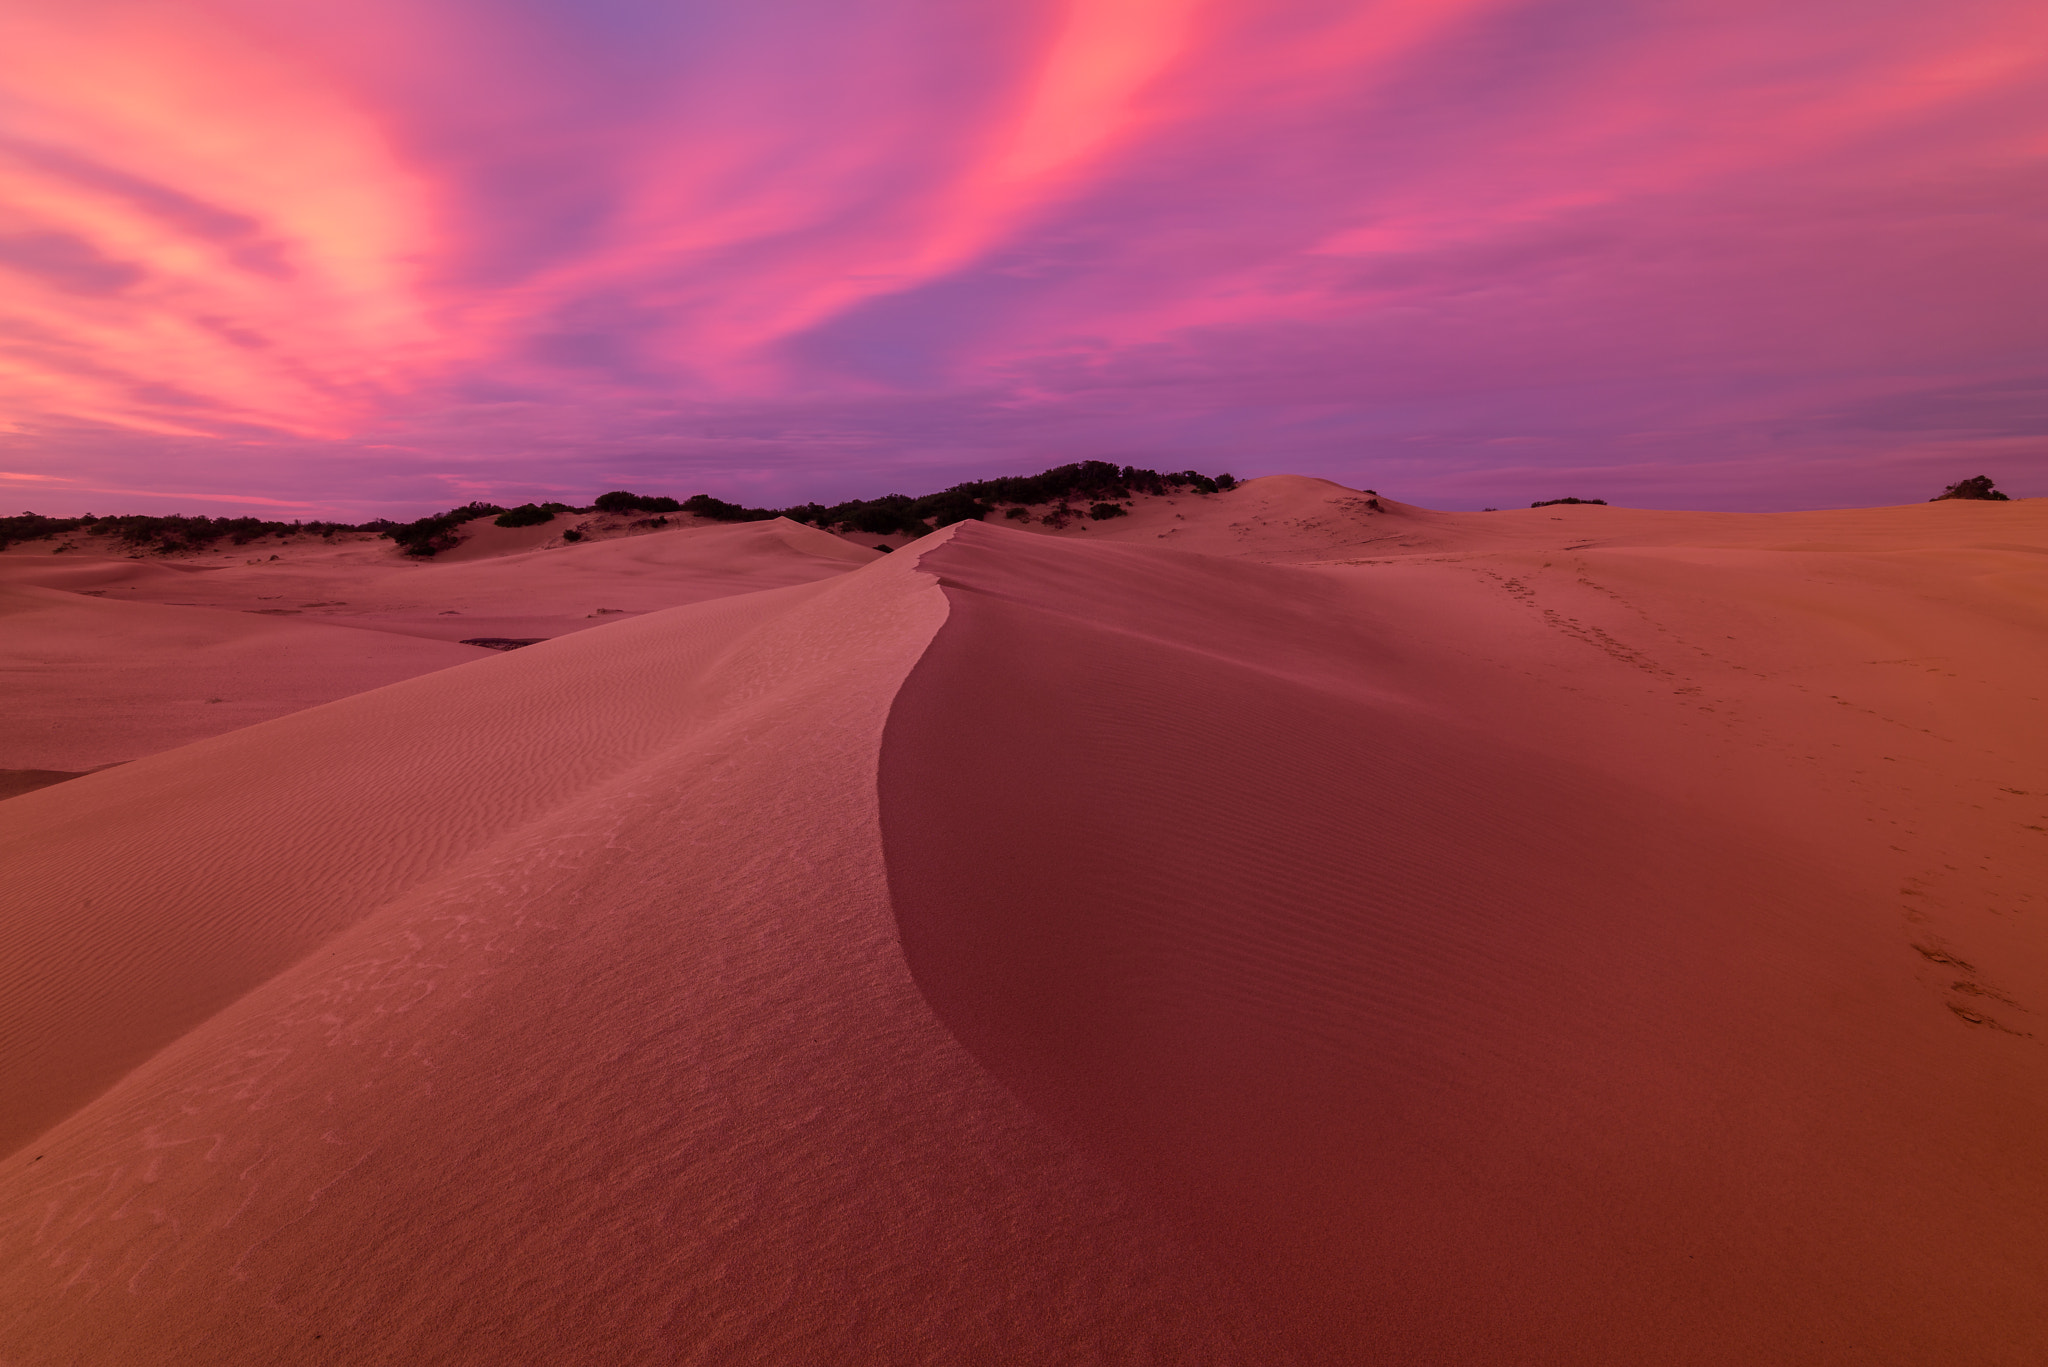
(3, 0), (2045, 518)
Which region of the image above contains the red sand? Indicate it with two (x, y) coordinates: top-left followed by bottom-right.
(2, 479), (2043, 1363)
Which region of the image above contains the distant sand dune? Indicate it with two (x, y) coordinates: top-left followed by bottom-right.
(0, 519), (877, 770)
(0, 582), (484, 771)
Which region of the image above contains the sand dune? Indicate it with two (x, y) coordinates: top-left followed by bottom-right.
(0, 518), (875, 771)
(1, 481), (2042, 1363)
(883, 519), (2047, 1363)
(1012, 470), (2048, 564)
(0, 549), (1261, 1364)
(0, 582), (485, 771)
(310, 517), (879, 642)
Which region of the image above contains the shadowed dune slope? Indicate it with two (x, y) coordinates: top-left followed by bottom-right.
(0, 768), (96, 800)
(880, 521), (2048, 1365)
(0, 547), (1270, 1365)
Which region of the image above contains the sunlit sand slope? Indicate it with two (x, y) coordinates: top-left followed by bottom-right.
(0, 550), (1263, 1365)
(0, 519), (876, 771)
(881, 520), (2048, 1365)
(329, 517), (879, 640)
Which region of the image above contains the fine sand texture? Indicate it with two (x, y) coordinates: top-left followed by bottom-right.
(2, 480), (2044, 1363)
(0, 550), (1264, 1364)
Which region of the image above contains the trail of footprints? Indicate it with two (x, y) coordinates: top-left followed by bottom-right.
(1908, 936), (2032, 1037)
(1487, 564), (1971, 748)
(1486, 565), (2040, 1041)
(1485, 568), (1682, 684)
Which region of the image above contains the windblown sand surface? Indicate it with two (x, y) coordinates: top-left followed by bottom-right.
(0, 518), (876, 770)
(2, 479), (2043, 1363)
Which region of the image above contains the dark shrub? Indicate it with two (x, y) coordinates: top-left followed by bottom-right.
(1931, 476), (2010, 502)
(561, 528), (584, 542)
(909, 489), (991, 528)
(1, 512), (349, 555)
(595, 490), (684, 514)
(0, 512), (83, 552)
(495, 503), (555, 527)
(781, 461), (1232, 536)
(1088, 502), (1129, 520)
(382, 501), (504, 556)
(1004, 506), (1031, 520)
(1531, 497), (1607, 508)
(847, 496), (920, 536)
(682, 493), (775, 522)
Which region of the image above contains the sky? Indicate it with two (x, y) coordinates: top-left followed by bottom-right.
(2, 0), (2045, 518)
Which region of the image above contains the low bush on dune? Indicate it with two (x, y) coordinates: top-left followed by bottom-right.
(494, 502), (569, 527)
(1, 502), (558, 557)
(1931, 476), (2010, 502)
(594, 490), (684, 514)
(779, 492), (918, 537)
(383, 502), (506, 556)
(773, 462), (1237, 538)
(1088, 502), (1129, 520)
(0, 513), (78, 551)
(680, 494), (774, 522)
(1, 511), (364, 554)
(1531, 497), (1608, 508)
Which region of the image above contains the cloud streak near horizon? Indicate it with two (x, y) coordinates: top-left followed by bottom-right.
(2, 0), (2045, 516)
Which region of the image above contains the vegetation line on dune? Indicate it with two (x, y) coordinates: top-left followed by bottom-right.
(0, 460), (1239, 558)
